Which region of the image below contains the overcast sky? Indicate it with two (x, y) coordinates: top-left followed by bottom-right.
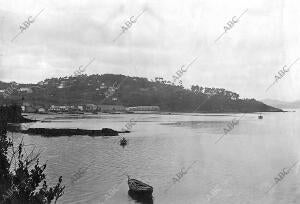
(0, 0), (299, 102)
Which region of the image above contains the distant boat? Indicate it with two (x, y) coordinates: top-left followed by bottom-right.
(127, 176), (153, 196)
(258, 114), (263, 119)
(120, 137), (127, 146)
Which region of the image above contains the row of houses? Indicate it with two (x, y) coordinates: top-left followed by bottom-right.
(48, 104), (126, 113)
(22, 105), (46, 113)
(22, 104), (160, 113)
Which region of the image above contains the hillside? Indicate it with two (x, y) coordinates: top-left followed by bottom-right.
(0, 74), (282, 113)
(261, 99), (300, 109)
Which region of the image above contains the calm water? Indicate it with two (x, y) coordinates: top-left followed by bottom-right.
(11, 110), (300, 204)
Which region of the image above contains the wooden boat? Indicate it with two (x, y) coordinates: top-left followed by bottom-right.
(127, 176), (153, 196)
(128, 190), (153, 204)
(120, 137), (127, 146)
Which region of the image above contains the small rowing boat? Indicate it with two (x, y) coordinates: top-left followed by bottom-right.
(127, 176), (153, 196)
(120, 137), (127, 146)
(128, 190), (153, 203)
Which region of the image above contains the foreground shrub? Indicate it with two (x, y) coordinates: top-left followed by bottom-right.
(0, 114), (64, 204)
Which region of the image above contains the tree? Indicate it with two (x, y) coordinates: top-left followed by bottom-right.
(191, 85), (200, 94)
(0, 109), (65, 203)
(199, 87), (204, 94)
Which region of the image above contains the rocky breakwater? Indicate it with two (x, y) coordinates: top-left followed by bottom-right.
(22, 128), (130, 137)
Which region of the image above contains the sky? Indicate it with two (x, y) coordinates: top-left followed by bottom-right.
(0, 0), (299, 102)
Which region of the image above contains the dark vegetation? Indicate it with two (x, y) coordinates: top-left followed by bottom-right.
(0, 74), (282, 113)
(0, 107), (64, 203)
(0, 105), (35, 123)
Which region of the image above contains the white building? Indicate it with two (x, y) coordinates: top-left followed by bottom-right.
(126, 106), (160, 113)
(85, 104), (98, 111)
(49, 105), (68, 112)
(38, 107), (46, 113)
(97, 105), (125, 112)
(19, 87), (33, 93)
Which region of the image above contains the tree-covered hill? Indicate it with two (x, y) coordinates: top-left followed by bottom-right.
(0, 74), (282, 113)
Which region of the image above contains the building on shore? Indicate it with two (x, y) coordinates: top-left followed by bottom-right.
(47, 105), (87, 113)
(126, 106), (160, 113)
(97, 105), (125, 113)
(85, 104), (98, 112)
(49, 105), (69, 112)
(37, 107), (46, 113)
(77, 105), (84, 111)
(22, 105), (37, 113)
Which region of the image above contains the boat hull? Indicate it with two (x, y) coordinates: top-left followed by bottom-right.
(128, 190), (153, 203)
(128, 179), (153, 196)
